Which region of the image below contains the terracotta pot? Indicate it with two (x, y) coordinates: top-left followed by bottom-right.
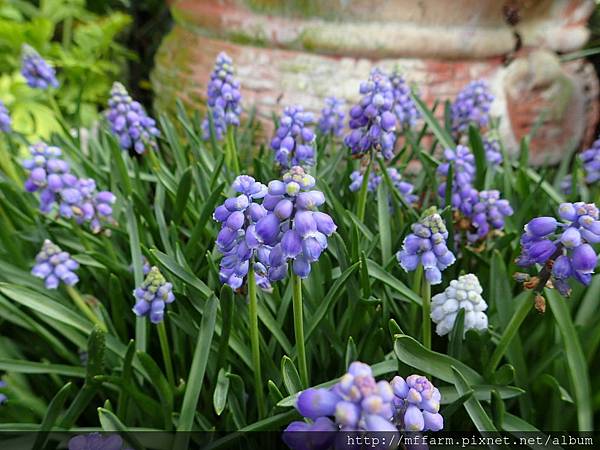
(152, 0), (599, 164)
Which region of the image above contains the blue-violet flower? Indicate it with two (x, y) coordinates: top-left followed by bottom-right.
(132, 266), (175, 324)
(32, 240), (79, 289)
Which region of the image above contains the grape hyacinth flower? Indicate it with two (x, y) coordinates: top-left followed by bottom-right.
(284, 362), (398, 443)
(271, 106), (316, 169)
(437, 145), (478, 216)
(255, 166), (336, 280)
(391, 375), (444, 432)
(32, 240), (79, 289)
(132, 266), (175, 324)
(21, 44), (59, 89)
(430, 274), (488, 336)
(517, 202), (600, 296)
(68, 433), (128, 450)
(318, 96), (345, 137)
(390, 71), (420, 129)
(396, 211), (456, 285)
(560, 175), (573, 196)
(345, 68), (397, 159)
(349, 168), (417, 204)
(0, 101), (11, 132)
(468, 190), (513, 242)
(483, 136), (503, 166)
(0, 381), (7, 405)
(201, 52), (242, 141)
(580, 138), (600, 184)
(57, 177), (116, 233)
(22, 142), (70, 213)
(106, 82), (160, 154)
(213, 175), (271, 290)
(451, 80), (494, 134)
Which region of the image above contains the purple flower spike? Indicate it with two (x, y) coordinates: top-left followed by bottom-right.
(483, 136), (503, 166)
(255, 167), (335, 281)
(32, 240), (79, 289)
(391, 375), (443, 432)
(580, 138), (600, 185)
(214, 175), (272, 290)
(21, 44), (59, 90)
(201, 52), (242, 141)
(450, 80), (494, 134)
(468, 190), (513, 242)
(397, 211), (455, 285)
(271, 105), (316, 168)
(0, 101), (11, 132)
(132, 266), (175, 324)
(517, 202), (600, 296)
(345, 68), (397, 159)
(68, 433), (124, 450)
(0, 380), (7, 405)
(390, 71), (421, 129)
(106, 82), (160, 154)
(287, 361), (399, 437)
(318, 96), (345, 137)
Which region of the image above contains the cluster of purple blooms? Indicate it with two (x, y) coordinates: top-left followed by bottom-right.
(580, 138), (600, 184)
(31, 240), (79, 289)
(437, 145), (513, 241)
(132, 266), (175, 324)
(0, 101), (11, 132)
(213, 175), (271, 290)
(517, 202), (600, 296)
(397, 211), (456, 285)
(450, 80), (494, 134)
(469, 190), (514, 241)
(68, 433), (131, 450)
(271, 106), (316, 168)
(255, 166), (336, 280)
(21, 44), (59, 90)
(349, 168), (417, 204)
(0, 380), (6, 405)
(22, 142), (116, 233)
(318, 96), (345, 137)
(284, 362), (442, 449)
(483, 136), (503, 166)
(201, 52), (242, 141)
(389, 71), (420, 129)
(106, 82), (160, 154)
(345, 68), (397, 160)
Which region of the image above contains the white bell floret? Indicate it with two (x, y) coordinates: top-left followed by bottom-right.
(430, 273), (488, 336)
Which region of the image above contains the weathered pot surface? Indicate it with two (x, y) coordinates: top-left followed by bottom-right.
(152, 0), (599, 164)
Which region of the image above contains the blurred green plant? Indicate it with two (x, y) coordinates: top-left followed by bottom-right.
(0, 0), (132, 139)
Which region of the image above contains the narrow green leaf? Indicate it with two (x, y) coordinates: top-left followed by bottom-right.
(0, 359), (85, 378)
(411, 94), (455, 149)
(468, 125), (486, 189)
(344, 337), (358, 370)
(394, 335), (483, 384)
(177, 295), (218, 431)
(451, 366), (497, 432)
(137, 351), (173, 430)
(32, 382), (73, 449)
(448, 308), (465, 358)
(98, 408), (145, 450)
(376, 181), (391, 263)
(151, 249), (212, 299)
(366, 260), (422, 305)
(546, 289), (592, 430)
(173, 168), (193, 225)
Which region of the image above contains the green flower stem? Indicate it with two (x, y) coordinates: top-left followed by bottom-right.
(147, 149), (161, 171)
(65, 285), (106, 332)
(247, 264), (266, 418)
(226, 127), (240, 174)
(356, 157), (373, 222)
(421, 276), (431, 350)
(292, 274), (309, 388)
(157, 321), (175, 387)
